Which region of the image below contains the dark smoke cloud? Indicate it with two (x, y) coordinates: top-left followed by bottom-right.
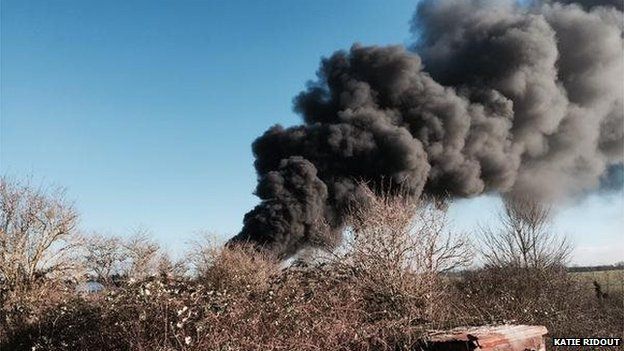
(230, 0), (623, 257)
(415, 0), (623, 199)
(236, 156), (329, 257)
(549, 0), (623, 11)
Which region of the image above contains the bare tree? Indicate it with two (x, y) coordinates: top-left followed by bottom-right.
(478, 194), (572, 269)
(82, 229), (164, 284)
(124, 229), (161, 280)
(82, 233), (129, 285)
(0, 177), (81, 290)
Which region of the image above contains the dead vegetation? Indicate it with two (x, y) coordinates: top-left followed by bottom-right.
(478, 194), (572, 270)
(1, 177), (622, 350)
(0, 177), (81, 292)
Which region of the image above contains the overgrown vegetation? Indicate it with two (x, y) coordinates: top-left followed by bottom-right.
(1, 177), (622, 350)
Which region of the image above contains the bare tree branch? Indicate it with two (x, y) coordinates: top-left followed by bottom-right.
(478, 194), (572, 269)
(0, 177), (80, 290)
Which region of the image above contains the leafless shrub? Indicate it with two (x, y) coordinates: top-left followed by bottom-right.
(329, 186), (472, 274)
(412, 202), (472, 273)
(186, 231), (221, 277)
(194, 238), (279, 295)
(321, 186), (470, 332)
(478, 194), (572, 269)
(156, 252), (188, 280)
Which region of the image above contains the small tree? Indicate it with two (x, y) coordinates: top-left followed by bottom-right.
(124, 229), (161, 280)
(0, 177), (80, 290)
(82, 233), (129, 285)
(478, 194), (572, 269)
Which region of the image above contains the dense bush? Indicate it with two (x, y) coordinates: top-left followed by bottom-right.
(1, 182), (622, 350)
(3, 247), (622, 351)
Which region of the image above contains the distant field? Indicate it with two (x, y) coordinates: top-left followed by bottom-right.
(570, 269), (624, 296)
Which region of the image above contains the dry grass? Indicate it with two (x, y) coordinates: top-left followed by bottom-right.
(571, 269), (624, 296)
(451, 266), (623, 345)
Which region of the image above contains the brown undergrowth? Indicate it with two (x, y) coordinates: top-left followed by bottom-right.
(1, 189), (622, 350)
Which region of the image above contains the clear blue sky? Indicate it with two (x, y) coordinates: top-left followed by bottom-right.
(1, 0), (622, 265)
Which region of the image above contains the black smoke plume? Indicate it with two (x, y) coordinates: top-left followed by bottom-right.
(230, 0), (624, 258)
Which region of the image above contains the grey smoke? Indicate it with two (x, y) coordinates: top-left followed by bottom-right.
(230, 0), (623, 257)
(549, 0), (623, 11)
(599, 164), (624, 191)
